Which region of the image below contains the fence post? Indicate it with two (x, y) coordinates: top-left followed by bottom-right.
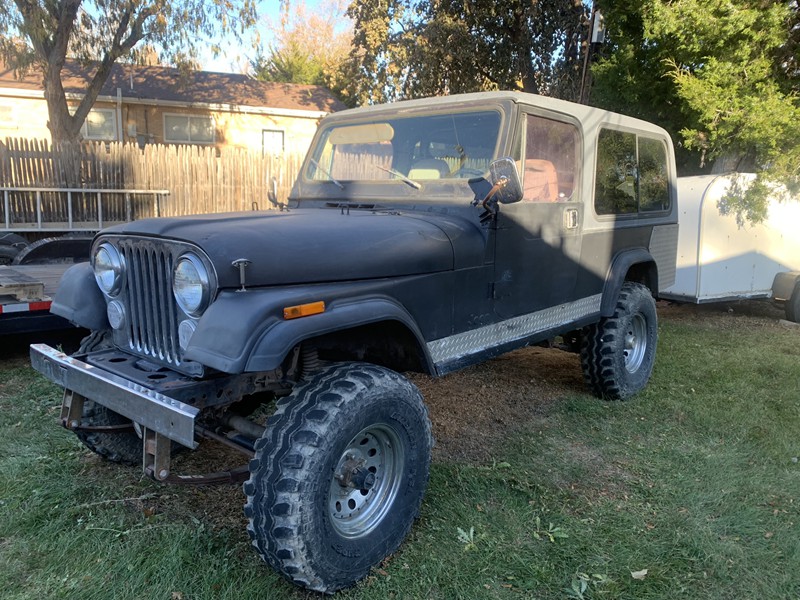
(36, 190), (42, 229)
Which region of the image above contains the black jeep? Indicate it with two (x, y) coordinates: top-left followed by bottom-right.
(31, 91), (678, 593)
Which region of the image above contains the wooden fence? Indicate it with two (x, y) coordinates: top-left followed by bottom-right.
(0, 138), (306, 228)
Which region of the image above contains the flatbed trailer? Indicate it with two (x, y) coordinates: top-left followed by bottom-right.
(0, 187), (169, 335)
(0, 263), (74, 334)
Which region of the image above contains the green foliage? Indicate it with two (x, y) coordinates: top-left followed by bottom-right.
(251, 42), (326, 86)
(346, 0), (590, 105)
(250, 0), (356, 105)
(593, 0), (800, 220)
(0, 1), (259, 143)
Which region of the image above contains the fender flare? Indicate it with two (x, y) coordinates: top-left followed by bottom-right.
(245, 297), (433, 373)
(601, 249), (658, 317)
(184, 290), (433, 374)
(51, 262), (110, 330)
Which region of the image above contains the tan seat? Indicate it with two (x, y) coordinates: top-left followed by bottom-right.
(408, 158), (450, 179)
(523, 159), (559, 202)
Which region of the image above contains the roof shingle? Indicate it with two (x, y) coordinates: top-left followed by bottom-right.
(0, 60), (348, 113)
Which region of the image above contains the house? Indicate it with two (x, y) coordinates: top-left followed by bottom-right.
(0, 60), (347, 154)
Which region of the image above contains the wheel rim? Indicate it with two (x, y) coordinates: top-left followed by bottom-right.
(328, 423), (404, 539)
(624, 313), (647, 373)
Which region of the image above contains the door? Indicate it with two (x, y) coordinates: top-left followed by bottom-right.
(492, 112), (584, 319)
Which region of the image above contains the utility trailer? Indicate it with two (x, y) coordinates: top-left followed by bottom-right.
(661, 173), (800, 322)
(0, 263), (71, 334)
(0, 187), (168, 334)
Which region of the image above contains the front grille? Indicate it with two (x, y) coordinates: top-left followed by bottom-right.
(117, 238), (181, 366)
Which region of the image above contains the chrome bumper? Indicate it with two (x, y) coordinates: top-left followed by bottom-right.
(30, 344), (199, 448)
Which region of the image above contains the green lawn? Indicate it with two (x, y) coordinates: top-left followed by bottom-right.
(1, 303), (799, 599)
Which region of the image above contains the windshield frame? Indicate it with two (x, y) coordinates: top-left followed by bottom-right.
(292, 99), (515, 204)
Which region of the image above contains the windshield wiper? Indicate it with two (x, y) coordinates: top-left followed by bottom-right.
(376, 165), (422, 190)
(309, 159), (345, 190)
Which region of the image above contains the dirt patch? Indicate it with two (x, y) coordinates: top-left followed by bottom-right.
(410, 346), (584, 464)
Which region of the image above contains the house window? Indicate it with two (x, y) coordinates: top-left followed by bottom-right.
(164, 114), (215, 144)
(82, 109), (117, 141)
(594, 128), (670, 215)
(262, 129), (285, 154)
(0, 106), (15, 126)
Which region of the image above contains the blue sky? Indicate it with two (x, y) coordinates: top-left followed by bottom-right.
(199, 0), (333, 73)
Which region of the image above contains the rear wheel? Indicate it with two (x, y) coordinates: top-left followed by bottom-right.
(581, 282), (658, 400)
(244, 362), (433, 593)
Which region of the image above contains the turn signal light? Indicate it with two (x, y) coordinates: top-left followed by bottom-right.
(283, 301), (326, 320)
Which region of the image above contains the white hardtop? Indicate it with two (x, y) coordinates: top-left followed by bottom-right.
(325, 91), (671, 139)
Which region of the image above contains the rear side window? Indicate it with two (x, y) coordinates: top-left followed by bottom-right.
(594, 129), (670, 215)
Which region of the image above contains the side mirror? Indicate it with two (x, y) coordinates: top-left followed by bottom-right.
(489, 157), (523, 204)
(267, 177), (279, 208)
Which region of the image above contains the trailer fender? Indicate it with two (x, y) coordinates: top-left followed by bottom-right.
(601, 249), (658, 317)
(773, 271), (800, 323)
(183, 290), (432, 374)
(50, 263), (109, 331)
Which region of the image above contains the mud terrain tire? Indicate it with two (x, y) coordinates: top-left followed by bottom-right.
(580, 282), (657, 400)
(244, 362), (433, 593)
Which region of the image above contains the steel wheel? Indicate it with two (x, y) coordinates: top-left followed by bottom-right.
(244, 362), (433, 593)
(328, 424), (404, 538)
(623, 313), (647, 373)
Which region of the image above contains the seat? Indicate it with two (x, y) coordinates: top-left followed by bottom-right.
(408, 158), (450, 180)
(523, 159), (559, 202)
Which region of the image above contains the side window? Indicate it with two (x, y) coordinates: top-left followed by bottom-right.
(595, 130), (637, 214)
(522, 114), (579, 202)
(638, 137), (669, 212)
(595, 128), (670, 215)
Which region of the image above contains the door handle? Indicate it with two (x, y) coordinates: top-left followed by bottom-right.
(563, 208), (579, 230)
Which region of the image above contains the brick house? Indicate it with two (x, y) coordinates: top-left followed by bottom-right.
(0, 60), (346, 154)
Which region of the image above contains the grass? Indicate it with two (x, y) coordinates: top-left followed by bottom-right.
(1, 305), (799, 599)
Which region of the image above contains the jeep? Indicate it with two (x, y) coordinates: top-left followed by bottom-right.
(31, 91), (678, 593)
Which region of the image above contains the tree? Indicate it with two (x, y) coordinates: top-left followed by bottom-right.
(346, 0), (590, 106)
(250, 0), (356, 105)
(592, 0), (800, 221)
(0, 1), (258, 144)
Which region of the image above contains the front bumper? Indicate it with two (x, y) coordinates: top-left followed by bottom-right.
(30, 344), (199, 448)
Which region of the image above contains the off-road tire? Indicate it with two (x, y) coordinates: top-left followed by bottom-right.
(580, 282), (657, 400)
(70, 331), (143, 465)
(785, 280), (800, 323)
(244, 362), (433, 593)
(74, 397), (142, 465)
(0, 232), (27, 265)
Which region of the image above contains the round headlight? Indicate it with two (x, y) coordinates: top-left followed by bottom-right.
(93, 243), (124, 296)
(173, 254), (210, 316)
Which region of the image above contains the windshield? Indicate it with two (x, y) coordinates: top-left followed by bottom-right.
(305, 110), (502, 185)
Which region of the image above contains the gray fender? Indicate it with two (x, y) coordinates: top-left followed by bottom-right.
(184, 289), (432, 374)
(50, 262), (109, 331)
(601, 249), (657, 316)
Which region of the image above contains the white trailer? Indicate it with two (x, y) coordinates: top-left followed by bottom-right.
(660, 173), (800, 322)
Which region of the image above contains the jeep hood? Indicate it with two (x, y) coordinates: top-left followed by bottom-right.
(104, 208), (485, 288)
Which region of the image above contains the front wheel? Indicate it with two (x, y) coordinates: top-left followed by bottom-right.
(581, 282), (658, 400)
(244, 363), (433, 593)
